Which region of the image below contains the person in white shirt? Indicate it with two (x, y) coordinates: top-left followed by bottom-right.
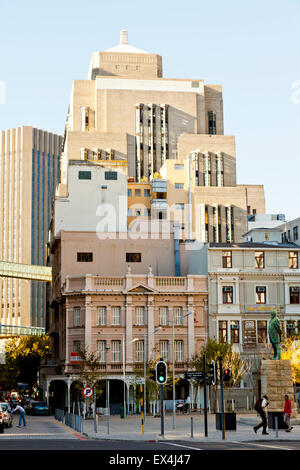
(184, 396), (191, 414)
(11, 403), (26, 427)
(253, 395), (269, 435)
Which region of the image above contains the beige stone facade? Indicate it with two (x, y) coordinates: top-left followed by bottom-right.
(261, 360), (295, 414)
(58, 30), (265, 244)
(49, 230), (208, 382)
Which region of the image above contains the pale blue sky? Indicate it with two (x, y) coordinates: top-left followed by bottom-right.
(0, 0), (299, 220)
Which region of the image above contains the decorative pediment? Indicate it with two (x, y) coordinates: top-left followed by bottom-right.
(124, 283), (157, 294)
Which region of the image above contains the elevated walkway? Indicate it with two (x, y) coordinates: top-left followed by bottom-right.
(0, 261), (52, 282)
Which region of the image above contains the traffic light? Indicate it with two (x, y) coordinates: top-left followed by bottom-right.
(223, 368), (231, 383)
(206, 360), (217, 385)
(156, 359), (167, 385)
(149, 369), (156, 382)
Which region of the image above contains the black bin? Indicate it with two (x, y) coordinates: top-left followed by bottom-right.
(268, 412), (287, 429)
(216, 412), (236, 431)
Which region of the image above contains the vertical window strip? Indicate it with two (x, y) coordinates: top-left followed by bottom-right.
(97, 340), (106, 362)
(225, 205), (232, 242)
(216, 153), (224, 187)
(73, 307), (81, 326)
(46, 134), (50, 232)
(159, 307), (169, 326)
(175, 340), (184, 362)
(30, 145), (35, 325)
(111, 340), (121, 362)
(111, 306), (121, 326)
(203, 153), (211, 186)
(135, 307), (145, 325)
(97, 306), (107, 326)
(213, 205), (219, 243)
(42, 151), (45, 265)
(173, 307), (183, 325)
(159, 340), (169, 362)
(135, 340), (144, 362)
(18, 144), (23, 263)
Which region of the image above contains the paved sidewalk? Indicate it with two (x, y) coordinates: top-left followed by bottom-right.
(79, 412), (300, 442)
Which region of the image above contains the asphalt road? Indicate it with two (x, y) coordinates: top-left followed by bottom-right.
(0, 438), (300, 450)
(1, 415), (300, 452)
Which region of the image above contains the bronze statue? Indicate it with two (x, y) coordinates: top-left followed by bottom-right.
(268, 310), (281, 360)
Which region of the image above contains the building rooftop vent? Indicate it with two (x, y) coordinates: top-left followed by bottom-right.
(105, 29), (149, 54)
(120, 29), (128, 45)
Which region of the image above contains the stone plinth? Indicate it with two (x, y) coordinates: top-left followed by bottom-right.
(261, 360), (296, 417)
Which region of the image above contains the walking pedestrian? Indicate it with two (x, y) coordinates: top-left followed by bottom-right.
(184, 396), (191, 414)
(283, 394), (293, 432)
(253, 394), (269, 435)
(11, 402), (26, 427)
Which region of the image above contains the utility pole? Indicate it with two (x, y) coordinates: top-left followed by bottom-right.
(218, 356), (225, 440)
(203, 354), (208, 437)
(160, 384), (164, 436)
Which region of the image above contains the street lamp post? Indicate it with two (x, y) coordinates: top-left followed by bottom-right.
(105, 345), (110, 435)
(122, 327), (161, 425)
(144, 326), (161, 423)
(122, 335), (127, 418)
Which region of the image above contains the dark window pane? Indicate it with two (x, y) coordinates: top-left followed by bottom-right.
(78, 171), (91, 180)
(126, 253), (142, 263)
(77, 252), (93, 262)
(105, 171), (118, 180)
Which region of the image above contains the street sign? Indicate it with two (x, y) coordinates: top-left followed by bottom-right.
(184, 372), (204, 381)
(83, 387), (93, 398)
(136, 377), (145, 385)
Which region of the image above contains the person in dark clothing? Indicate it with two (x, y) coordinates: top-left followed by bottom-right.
(253, 395), (269, 435)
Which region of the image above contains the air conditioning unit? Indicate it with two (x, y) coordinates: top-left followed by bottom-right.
(256, 287), (266, 293)
(223, 287), (233, 292)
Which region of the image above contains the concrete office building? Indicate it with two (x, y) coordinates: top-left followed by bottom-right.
(59, 29), (266, 243)
(0, 126), (62, 327)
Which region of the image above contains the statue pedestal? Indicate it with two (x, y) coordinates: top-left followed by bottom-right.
(261, 360), (296, 417)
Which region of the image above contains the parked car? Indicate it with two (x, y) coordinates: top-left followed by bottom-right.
(0, 404), (12, 428)
(0, 408), (4, 433)
(24, 397), (36, 410)
(27, 401), (51, 416)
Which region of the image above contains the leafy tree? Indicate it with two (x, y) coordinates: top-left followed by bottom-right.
(281, 337), (300, 384)
(187, 339), (246, 412)
(0, 335), (51, 391)
(75, 346), (105, 411)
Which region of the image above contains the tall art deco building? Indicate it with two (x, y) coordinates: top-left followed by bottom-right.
(0, 126), (62, 327)
(59, 29), (265, 242)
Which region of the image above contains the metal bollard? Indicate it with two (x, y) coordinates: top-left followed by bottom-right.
(275, 417), (278, 438)
(190, 417), (194, 438)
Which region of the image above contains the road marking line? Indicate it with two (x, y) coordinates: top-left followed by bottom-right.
(158, 442), (202, 451)
(231, 441), (293, 451)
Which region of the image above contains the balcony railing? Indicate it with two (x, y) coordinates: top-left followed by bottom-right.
(155, 277), (186, 288)
(93, 277), (125, 289)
